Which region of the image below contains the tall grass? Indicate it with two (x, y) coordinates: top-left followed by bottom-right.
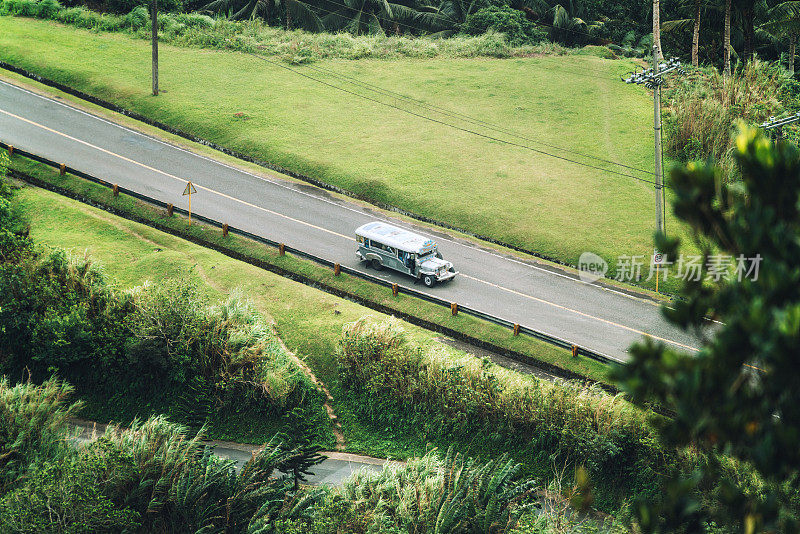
(339, 447), (538, 532)
(0, 0), (584, 62)
(337, 317), (672, 508)
(663, 59), (797, 177)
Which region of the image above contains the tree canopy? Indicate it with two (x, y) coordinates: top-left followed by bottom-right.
(613, 125), (800, 532)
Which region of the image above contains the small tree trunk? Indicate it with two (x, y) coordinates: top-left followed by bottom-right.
(790, 34), (797, 76)
(692, 0), (701, 67)
(741, 5), (754, 63)
(723, 0), (731, 77)
(285, 4), (292, 30)
(653, 0), (663, 61)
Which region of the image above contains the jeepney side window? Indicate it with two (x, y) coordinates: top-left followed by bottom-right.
(364, 239), (371, 248)
(386, 246), (396, 255)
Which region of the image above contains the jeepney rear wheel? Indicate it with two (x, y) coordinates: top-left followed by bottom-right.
(422, 275), (435, 287)
(371, 259), (383, 270)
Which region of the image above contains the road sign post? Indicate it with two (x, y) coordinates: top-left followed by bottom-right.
(653, 249), (664, 293)
(182, 181), (196, 224)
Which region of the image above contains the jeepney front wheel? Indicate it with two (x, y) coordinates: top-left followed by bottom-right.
(371, 259), (383, 270)
(422, 275), (436, 288)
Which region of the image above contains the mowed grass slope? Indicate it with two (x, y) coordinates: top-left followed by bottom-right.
(20, 184), (552, 455)
(0, 16), (688, 269)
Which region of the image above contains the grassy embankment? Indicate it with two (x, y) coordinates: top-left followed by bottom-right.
(14, 172), (613, 463)
(0, 15), (692, 293)
(10, 154), (610, 380)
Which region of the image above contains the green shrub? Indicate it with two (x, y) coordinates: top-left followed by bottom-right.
(340, 448), (537, 533)
(663, 58), (794, 177)
(0, 377), (82, 494)
(0, 248), (133, 385)
(7, 0), (38, 16)
(97, 12), (124, 31)
(0, 152), (31, 263)
(55, 5), (87, 23)
(337, 317), (671, 508)
(34, 0), (59, 18)
(0, 451), (141, 533)
(174, 11), (213, 28)
(0, 379), (321, 533)
(461, 6), (546, 46)
(122, 4), (148, 30)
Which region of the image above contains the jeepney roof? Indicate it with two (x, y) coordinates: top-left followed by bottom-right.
(355, 222), (437, 254)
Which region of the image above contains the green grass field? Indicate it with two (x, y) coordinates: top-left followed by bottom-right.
(0, 15), (690, 276)
(17, 182), (579, 457)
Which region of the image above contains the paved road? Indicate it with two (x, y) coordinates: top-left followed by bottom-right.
(72, 423), (386, 486)
(0, 78), (704, 361)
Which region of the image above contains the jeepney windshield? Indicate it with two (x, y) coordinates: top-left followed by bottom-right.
(417, 250), (435, 262)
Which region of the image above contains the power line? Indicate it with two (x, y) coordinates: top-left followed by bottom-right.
(300, 60), (655, 176)
(247, 51), (661, 186)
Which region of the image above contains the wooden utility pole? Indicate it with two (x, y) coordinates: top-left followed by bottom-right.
(151, 0), (158, 96)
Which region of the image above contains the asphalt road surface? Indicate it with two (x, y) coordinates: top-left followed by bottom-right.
(72, 423), (386, 486)
(0, 78), (704, 361)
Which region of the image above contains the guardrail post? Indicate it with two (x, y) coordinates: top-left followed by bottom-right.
(279, 243), (285, 256)
(59, 163), (66, 176)
(112, 184), (119, 197)
(334, 263), (341, 276)
(513, 323), (520, 336)
(572, 345), (579, 358)
(392, 283), (398, 296)
(7, 146), (13, 156)
(451, 303), (458, 316)
(222, 223), (228, 237)
(167, 203), (173, 217)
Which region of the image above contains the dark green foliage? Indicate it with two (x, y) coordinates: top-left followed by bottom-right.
(0, 450), (142, 533)
(0, 152), (31, 263)
(663, 59), (795, 175)
(462, 5), (545, 45)
(276, 447), (538, 533)
(336, 317), (670, 510)
(613, 126), (800, 532)
(0, 248), (133, 385)
(59, 0), (183, 14)
(0, 379), (322, 533)
(0, 377), (82, 494)
(344, 447), (538, 533)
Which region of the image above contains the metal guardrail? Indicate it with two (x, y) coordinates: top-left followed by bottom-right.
(1, 142), (621, 366)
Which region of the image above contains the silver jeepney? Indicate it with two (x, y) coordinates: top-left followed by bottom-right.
(355, 221), (458, 287)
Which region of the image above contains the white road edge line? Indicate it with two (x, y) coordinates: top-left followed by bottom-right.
(0, 78), (662, 307)
(0, 86), (699, 354)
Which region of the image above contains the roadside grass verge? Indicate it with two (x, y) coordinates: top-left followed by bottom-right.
(13, 177), (639, 500)
(9, 154), (625, 463)
(10, 154), (612, 382)
(0, 15), (692, 293)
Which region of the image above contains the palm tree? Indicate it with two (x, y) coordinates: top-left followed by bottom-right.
(762, 1), (800, 75)
(200, 0), (324, 31)
(654, 0), (663, 61)
(662, 0), (716, 66)
(724, 0), (731, 75)
(692, 0), (702, 66)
